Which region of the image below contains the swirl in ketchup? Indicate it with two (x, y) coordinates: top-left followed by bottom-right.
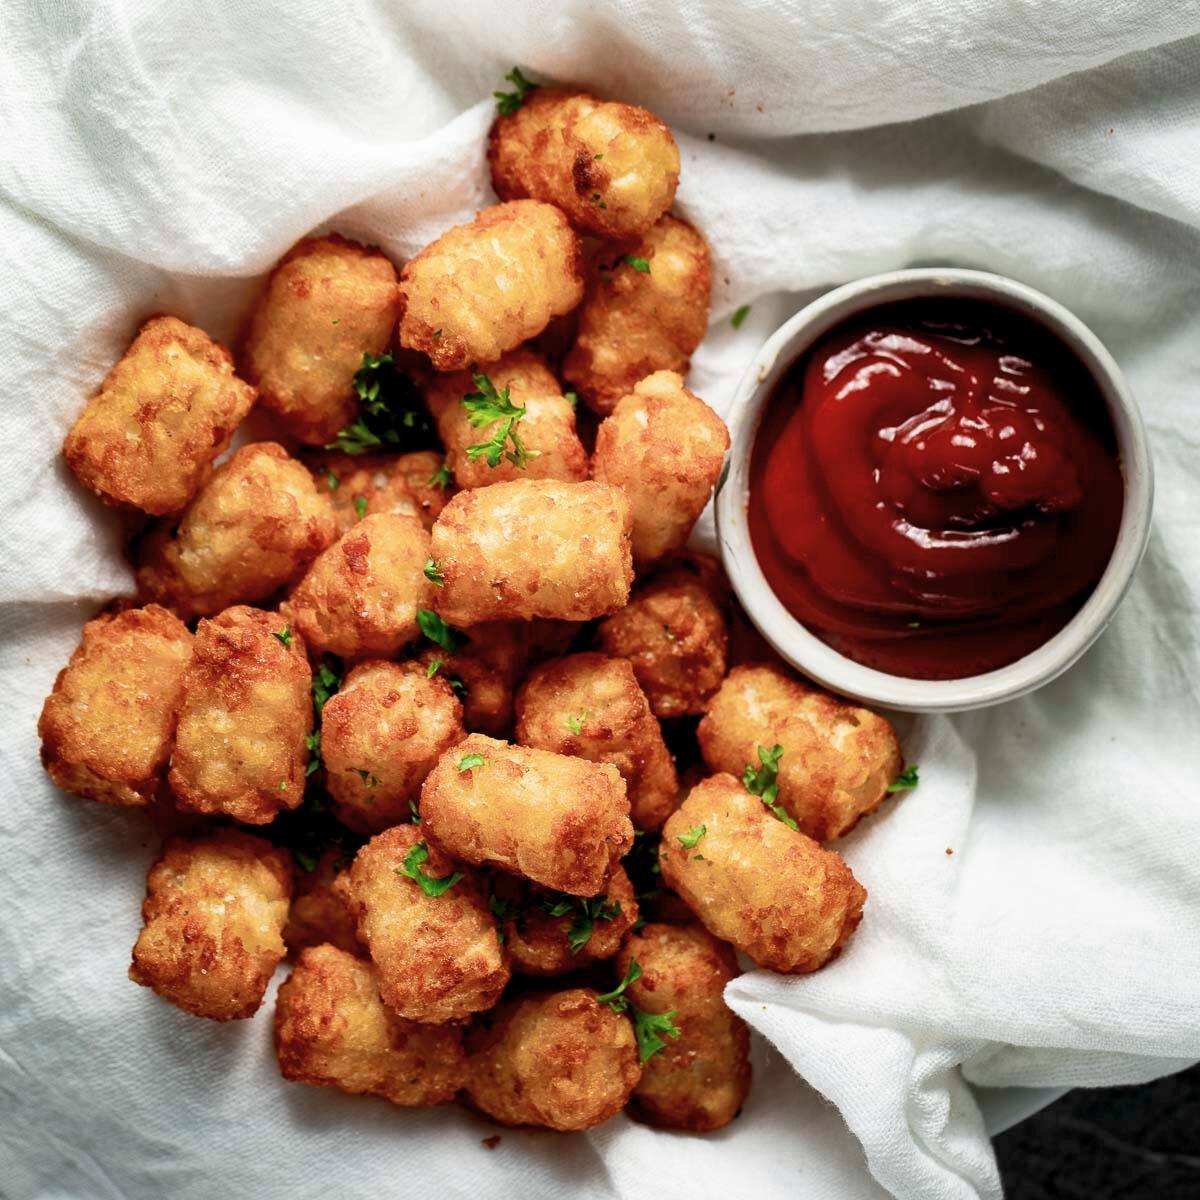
(748, 303), (1124, 679)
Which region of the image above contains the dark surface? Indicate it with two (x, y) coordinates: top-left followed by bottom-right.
(995, 1064), (1200, 1199)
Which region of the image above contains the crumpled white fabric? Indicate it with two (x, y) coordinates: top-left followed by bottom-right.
(2, 3), (1200, 1198)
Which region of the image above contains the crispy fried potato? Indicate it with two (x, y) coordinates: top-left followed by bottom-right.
(283, 848), (361, 959)
(398, 201), (583, 372)
(516, 653), (678, 830)
(430, 480), (633, 625)
(136, 442), (337, 619)
(38, 605), (192, 806)
(491, 866), (637, 977)
(421, 734), (632, 896)
(616, 923), (750, 1131)
(464, 988), (641, 1130)
(347, 824), (508, 1023)
(563, 216), (710, 415)
(64, 316), (256, 515)
(488, 89), (679, 241)
(698, 664), (903, 841)
(421, 348), (587, 488)
(168, 605), (311, 824)
(129, 830), (292, 1021)
(659, 774), (866, 974)
(282, 513), (434, 659)
(275, 944), (466, 1105)
(242, 235), (400, 444)
(597, 565), (729, 719)
(592, 370), (730, 565)
(418, 622), (525, 738)
(321, 660), (465, 833)
(302, 449), (452, 535)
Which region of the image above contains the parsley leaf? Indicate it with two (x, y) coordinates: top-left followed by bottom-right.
(888, 764), (920, 792)
(459, 752), (485, 773)
(462, 374), (540, 470)
(326, 352), (437, 456)
(418, 609), (461, 652)
(326, 469), (340, 491)
(312, 663), (341, 719)
(447, 674), (468, 700)
(563, 391), (578, 409)
(677, 824), (706, 849)
(354, 495), (367, 520)
(494, 66), (536, 115)
(621, 255), (651, 274)
(429, 461), (453, 490)
(424, 557), (444, 586)
(489, 893), (513, 922)
(293, 846), (320, 873)
(396, 841), (463, 898)
(731, 304), (751, 329)
(596, 960), (682, 1060)
(304, 730), (322, 776)
(426, 657), (442, 679)
(596, 960), (642, 1009)
(272, 624), (292, 648)
(565, 710), (588, 735)
(354, 768), (381, 788)
(743, 743), (799, 831)
(539, 893), (622, 954)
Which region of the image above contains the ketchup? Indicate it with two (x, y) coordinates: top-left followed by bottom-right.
(748, 303), (1124, 679)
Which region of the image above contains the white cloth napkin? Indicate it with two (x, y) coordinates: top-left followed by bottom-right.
(3, 3), (1200, 1198)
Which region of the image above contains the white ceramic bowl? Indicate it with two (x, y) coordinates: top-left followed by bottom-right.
(715, 268), (1154, 713)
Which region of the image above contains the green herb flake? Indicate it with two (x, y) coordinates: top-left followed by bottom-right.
(676, 824), (706, 849)
(326, 470), (340, 491)
(294, 847), (320, 873)
(565, 710), (588, 735)
(278, 780), (288, 792)
(429, 462), (453, 490)
(354, 495), (368, 520)
(418, 609), (461, 653)
(326, 352), (437, 456)
(354, 768), (381, 788)
(312, 663), (341, 718)
(621, 255), (651, 274)
(426, 657), (442, 679)
(563, 391), (579, 409)
(462, 373), (540, 470)
(596, 960), (681, 1061)
(494, 66), (536, 115)
(888, 764), (920, 793)
(731, 304), (751, 329)
(272, 625), (293, 648)
(424, 557), (445, 586)
(458, 752), (485, 773)
(396, 841), (463, 898)
(743, 743), (799, 831)
(304, 730), (322, 776)
(596, 960), (642, 1010)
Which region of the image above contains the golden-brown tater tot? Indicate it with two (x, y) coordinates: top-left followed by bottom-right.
(430, 480), (633, 625)
(275, 944), (466, 1105)
(168, 606), (311, 825)
(283, 848), (361, 959)
(488, 89), (679, 241)
(136, 442), (337, 619)
(64, 316), (256, 516)
(464, 988), (641, 1130)
(282, 513), (434, 660)
(563, 216), (711, 415)
(421, 734), (632, 896)
(597, 566), (729, 719)
(616, 923), (750, 1131)
(320, 660), (464, 833)
(592, 371), (729, 565)
(39, 606), (192, 807)
(421, 348), (587, 489)
(515, 653), (678, 831)
(303, 449), (452, 535)
(660, 774), (866, 974)
(698, 664), (903, 842)
(347, 824), (508, 1024)
(242, 235), (400, 445)
(491, 866), (638, 976)
(398, 201), (583, 372)
(418, 622), (525, 738)
(129, 830), (292, 1021)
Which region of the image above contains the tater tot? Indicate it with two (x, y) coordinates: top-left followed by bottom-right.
(242, 235), (400, 445)
(488, 89), (679, 241)
(421, 348), (587, 488)
(659, 774), (866, 974)
(168, 606), (311, 825)
(597, 566), (729, 719)
(430, 480), (633, 625)
(698, 664), (903, 842)
(38, 606), (192, 807)
(397, 201), (583, 372)
(347, 824), (509, 1023)
(421, 734), (633, 896)
(282, 513), (434, 659)
(464, 988), (641, 1130)
(283, 848), (361, 958)
(563, 216), (711, 415)
(491, 866), (638, 976)
(275, 944), (466, 1105)
(129, 830), (292, 1021)
(592, 371), (730, 565)
(303, 449), (452, 535)
(616, 923), (751, 1131)
(418, 622), (526, 738)
(320, 660), (464, 833)
(136, 442), (337, 619)
(64, 316), (256, 515)
(516, 653), (678, 831)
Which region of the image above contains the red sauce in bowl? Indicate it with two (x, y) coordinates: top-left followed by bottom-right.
(748, 303), (1124, 679)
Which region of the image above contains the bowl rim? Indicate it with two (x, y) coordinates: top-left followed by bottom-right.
(714, 267), (1155, 713)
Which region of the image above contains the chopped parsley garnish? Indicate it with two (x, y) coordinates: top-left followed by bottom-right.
(596, 960), (682, 1062)
(424, 557), (444, 586)
(304, 731), (322, 776)
(354, 495), (367, 520)
(354, 768), (381, 788)
(677, 824), (706, 849)
(730, 304), (751, 329)
(743, 743), (799, 831)
(888, 764), (920, 793)
(326, 352), (437, 456)
(489, 893), (513, 922)
(621, 255), (651, 274)
(272, 624), (293, 648)
(563, 391), (578, 409)
(418, 609), (461, 653)
(447, 674), (468, 700)
(326, 469), (340, 491)
(458, 752), (485, 773)
(494, 66), (536, 115)
(312, 663), (341, 718)
(565, 710), (588, 735)
(396, 841), (463, 898)
(426, 657), (443, 679)
(429, 461), (453, 490)
(462, 374), (540, 470)
(539, 893), (622, 954)
(278, 780), (288, 792)
(293, 847), (320, 873)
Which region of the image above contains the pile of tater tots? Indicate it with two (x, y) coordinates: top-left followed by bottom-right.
(39, 74), (910, 1136)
